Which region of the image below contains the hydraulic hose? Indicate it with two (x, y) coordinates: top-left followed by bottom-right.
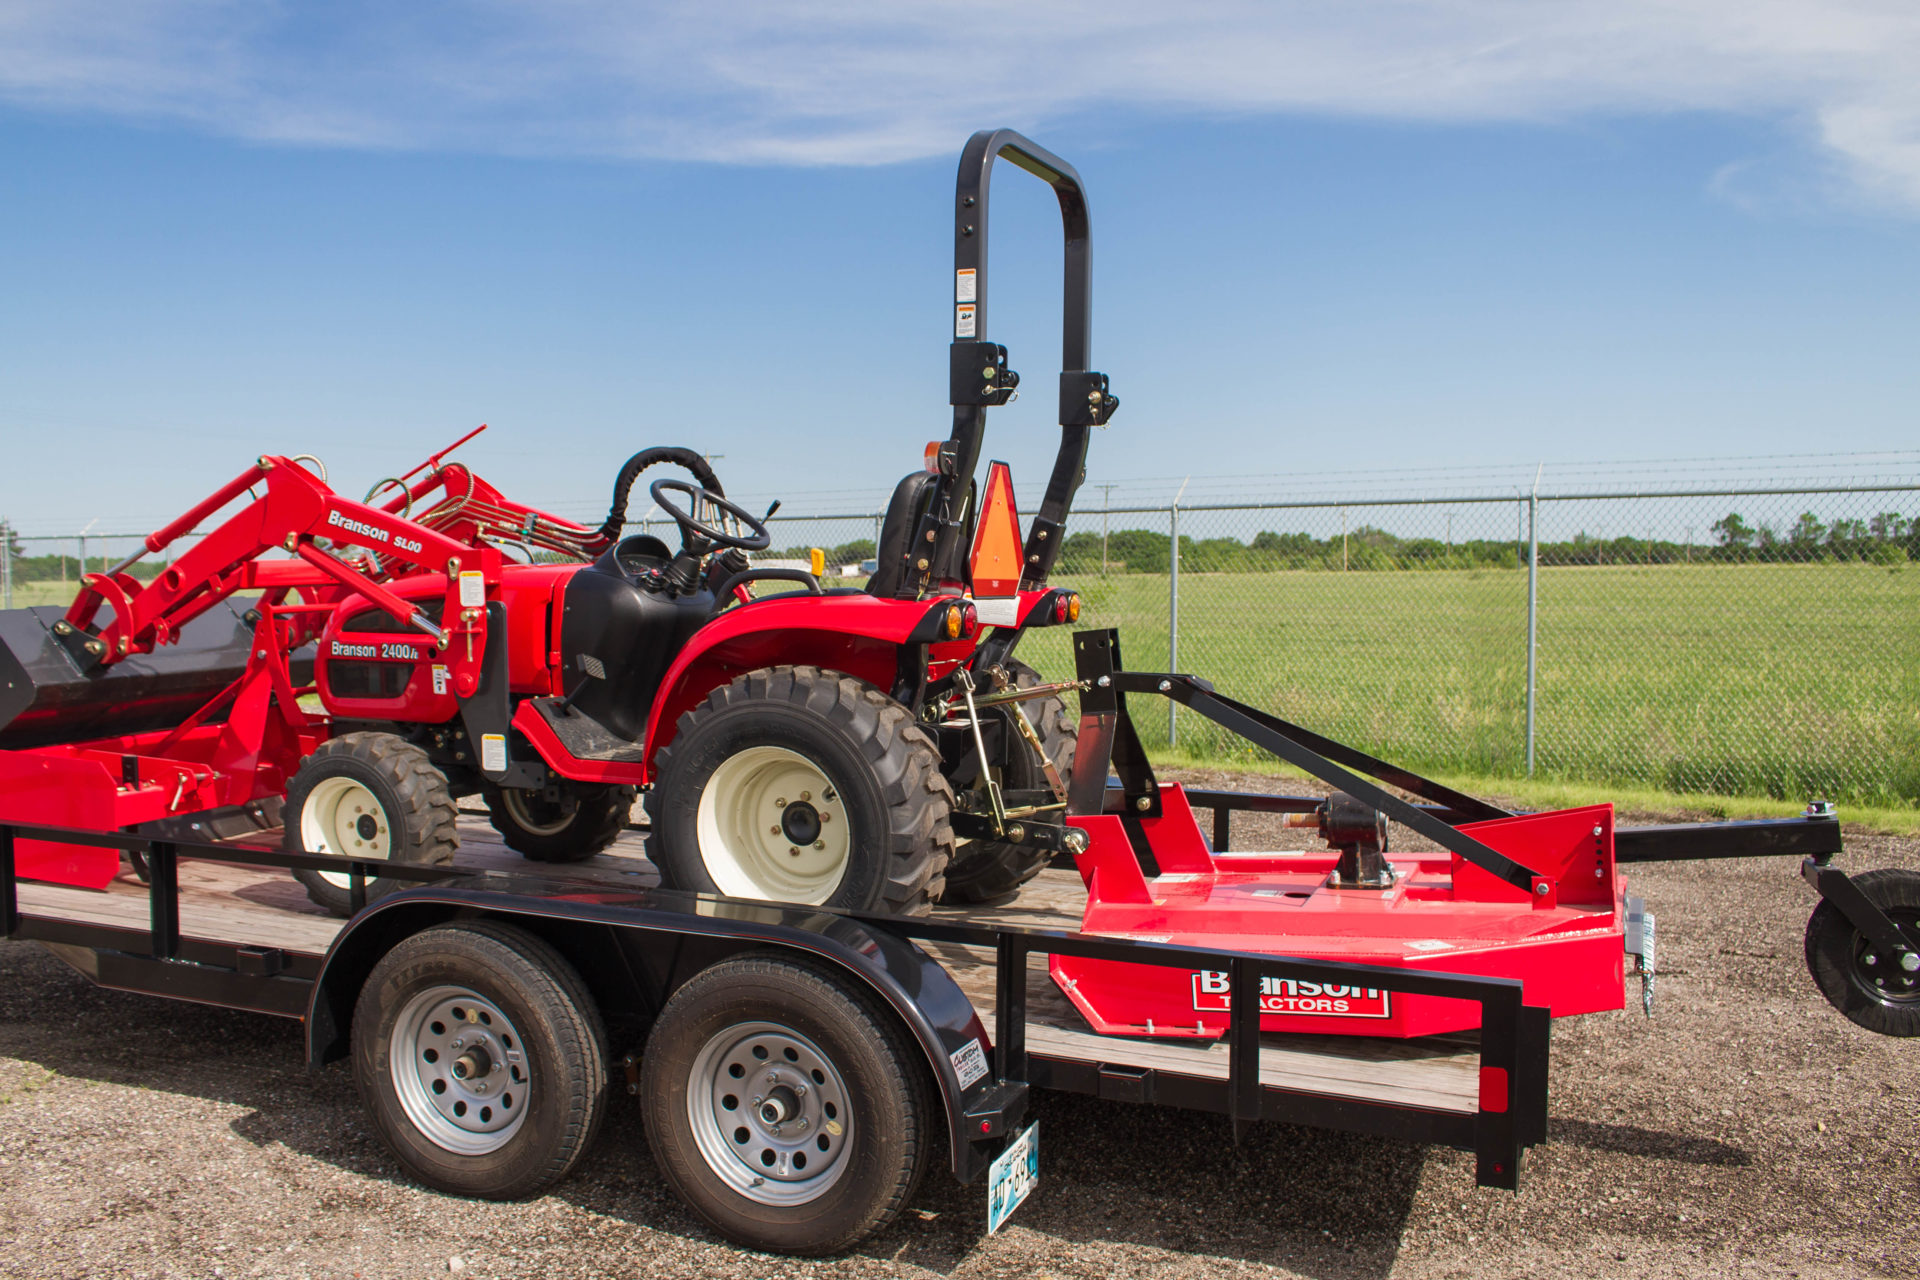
(595, 447), (725, 546)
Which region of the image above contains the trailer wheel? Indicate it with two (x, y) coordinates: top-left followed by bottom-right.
(353, 921), (609, 1199)
(639, 954), (932, 1255)
(942, 659), (1079, 904)
(1805, 868), (1920, 1036)
(646, 666), (952, 914)
(285, 732), (457, 916)
(484, 780), (635, 863)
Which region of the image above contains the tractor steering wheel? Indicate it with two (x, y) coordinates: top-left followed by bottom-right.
(649, 478), (772, 552)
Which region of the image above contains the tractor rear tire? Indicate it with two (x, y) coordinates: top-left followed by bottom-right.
(484, 780), (635, 864)
(352, 921), (610, 1199)
(941, 660), (1079, 904)
(1804, 867), (1920, 1036)
(285, 732), (458, 917)
(639, 953), (933, 1255)
(645, 666), (952, 915)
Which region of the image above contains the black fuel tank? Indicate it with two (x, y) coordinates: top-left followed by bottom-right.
(0, 601), (316, 749)
(557, 559), (713, 744)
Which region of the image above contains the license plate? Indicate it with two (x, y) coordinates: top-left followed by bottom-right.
(986, 1122), (1039, 1233)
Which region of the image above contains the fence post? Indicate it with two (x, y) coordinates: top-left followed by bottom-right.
(1525, 467), (1541, 776)
(0, 519), (11, 610)
(1168, 499), (1180, 747)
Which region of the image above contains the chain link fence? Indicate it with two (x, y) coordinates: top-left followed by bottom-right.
(7, 470), (1916, 808)
(1011, 482), (1920, 809)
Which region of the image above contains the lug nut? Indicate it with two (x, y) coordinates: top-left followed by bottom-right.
(800, 791), (811, 802)
(813, 840), (826, 850)
(775, 797), (787, 807)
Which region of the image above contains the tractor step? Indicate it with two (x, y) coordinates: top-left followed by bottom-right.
(527, 698), (646, 764)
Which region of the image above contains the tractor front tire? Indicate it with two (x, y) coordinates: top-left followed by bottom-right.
(941, 659), (1079, 904)
(285, 732), (459, 917)
(484, 780), (635, 864)
(1805, 868), (1920, 1037)
(645, 666), (952, 915)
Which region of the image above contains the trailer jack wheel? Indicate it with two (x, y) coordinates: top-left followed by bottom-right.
(285, 732), (458, 916)
(353, 922), (609, 1199)
(484, 780), (635, 864)
(1806, 868), (1920, 1037)
(640, 954), (931, 1256)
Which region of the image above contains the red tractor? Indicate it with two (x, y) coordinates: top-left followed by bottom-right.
(0, 131), (1108, 918)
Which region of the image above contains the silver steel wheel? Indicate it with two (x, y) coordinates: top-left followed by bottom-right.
(299, 775), (393, 889)
(500, 786), (578, 837)
(686, 1021), (853, 1206)
(694, 746), (850, 903)
(389, 984), (531, 1156)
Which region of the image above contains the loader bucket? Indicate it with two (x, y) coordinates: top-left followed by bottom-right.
(0, 602), (312, 749)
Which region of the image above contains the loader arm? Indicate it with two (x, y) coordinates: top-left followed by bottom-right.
(57, 456), (500, 701)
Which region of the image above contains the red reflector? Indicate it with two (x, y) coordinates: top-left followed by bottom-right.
(979, 1120), (992, 1133)
(1478, 1066), (1509, 1113)
(1053, 593), (1069, 622)
(963, 603), (977, 636)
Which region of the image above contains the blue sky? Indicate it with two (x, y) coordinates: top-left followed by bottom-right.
(3, 3), (1918, 537)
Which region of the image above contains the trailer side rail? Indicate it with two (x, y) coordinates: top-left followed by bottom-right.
(1, 818), (1549, 1188)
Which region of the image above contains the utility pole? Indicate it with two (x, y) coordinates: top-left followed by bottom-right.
(78, 519), (98, 582)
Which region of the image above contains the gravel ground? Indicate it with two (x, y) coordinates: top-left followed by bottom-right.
(3, 769), (1916, 1280)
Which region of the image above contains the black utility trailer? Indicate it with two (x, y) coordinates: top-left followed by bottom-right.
(3, 803), (1550, 1255)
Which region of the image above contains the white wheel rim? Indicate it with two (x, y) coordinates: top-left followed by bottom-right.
(298, 776), (393, 889)
(686, 1021), (853, 1206)
(695, 746), (849, 904)
(390, 985), (531, 1156)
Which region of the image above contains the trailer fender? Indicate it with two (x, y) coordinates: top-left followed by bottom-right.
(304, 881), (1010, 1179)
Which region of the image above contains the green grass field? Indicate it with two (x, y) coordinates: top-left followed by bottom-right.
(1019, 561), (1920, 809)
(12, 560), (1915, 809)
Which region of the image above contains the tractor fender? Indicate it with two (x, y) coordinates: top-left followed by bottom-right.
(304, 876), (1005, 1179)
(640, 593), (959, 770)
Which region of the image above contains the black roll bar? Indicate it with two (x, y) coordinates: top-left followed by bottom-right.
(923, 129), (1117, 598)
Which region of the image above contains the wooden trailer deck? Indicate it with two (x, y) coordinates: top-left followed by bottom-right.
(14, 813), (1483, 1119)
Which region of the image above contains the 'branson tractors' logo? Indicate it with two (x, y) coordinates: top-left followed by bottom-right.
(1190, 969), (1392, 1019)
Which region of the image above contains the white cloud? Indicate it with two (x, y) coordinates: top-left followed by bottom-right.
(2, 1), (1917, 208)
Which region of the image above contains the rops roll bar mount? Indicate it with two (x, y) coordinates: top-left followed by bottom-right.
(925, 129), (1118, 595)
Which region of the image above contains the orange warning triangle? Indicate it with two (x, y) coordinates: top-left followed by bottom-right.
(970, 461), (1023, 597)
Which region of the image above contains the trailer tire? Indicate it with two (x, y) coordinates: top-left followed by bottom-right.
(1805, 868), (1920, 1036)
(639, 953), (933, 1255)
(483, 780), (635, 863)
(941, 660), (1078, 904)
(286, 732), (458, 916)
(646, 666), (952, 914)
(352, 921), (610, 1199)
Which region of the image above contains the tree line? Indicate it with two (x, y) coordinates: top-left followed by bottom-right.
(1054, 511), (1916, 574)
